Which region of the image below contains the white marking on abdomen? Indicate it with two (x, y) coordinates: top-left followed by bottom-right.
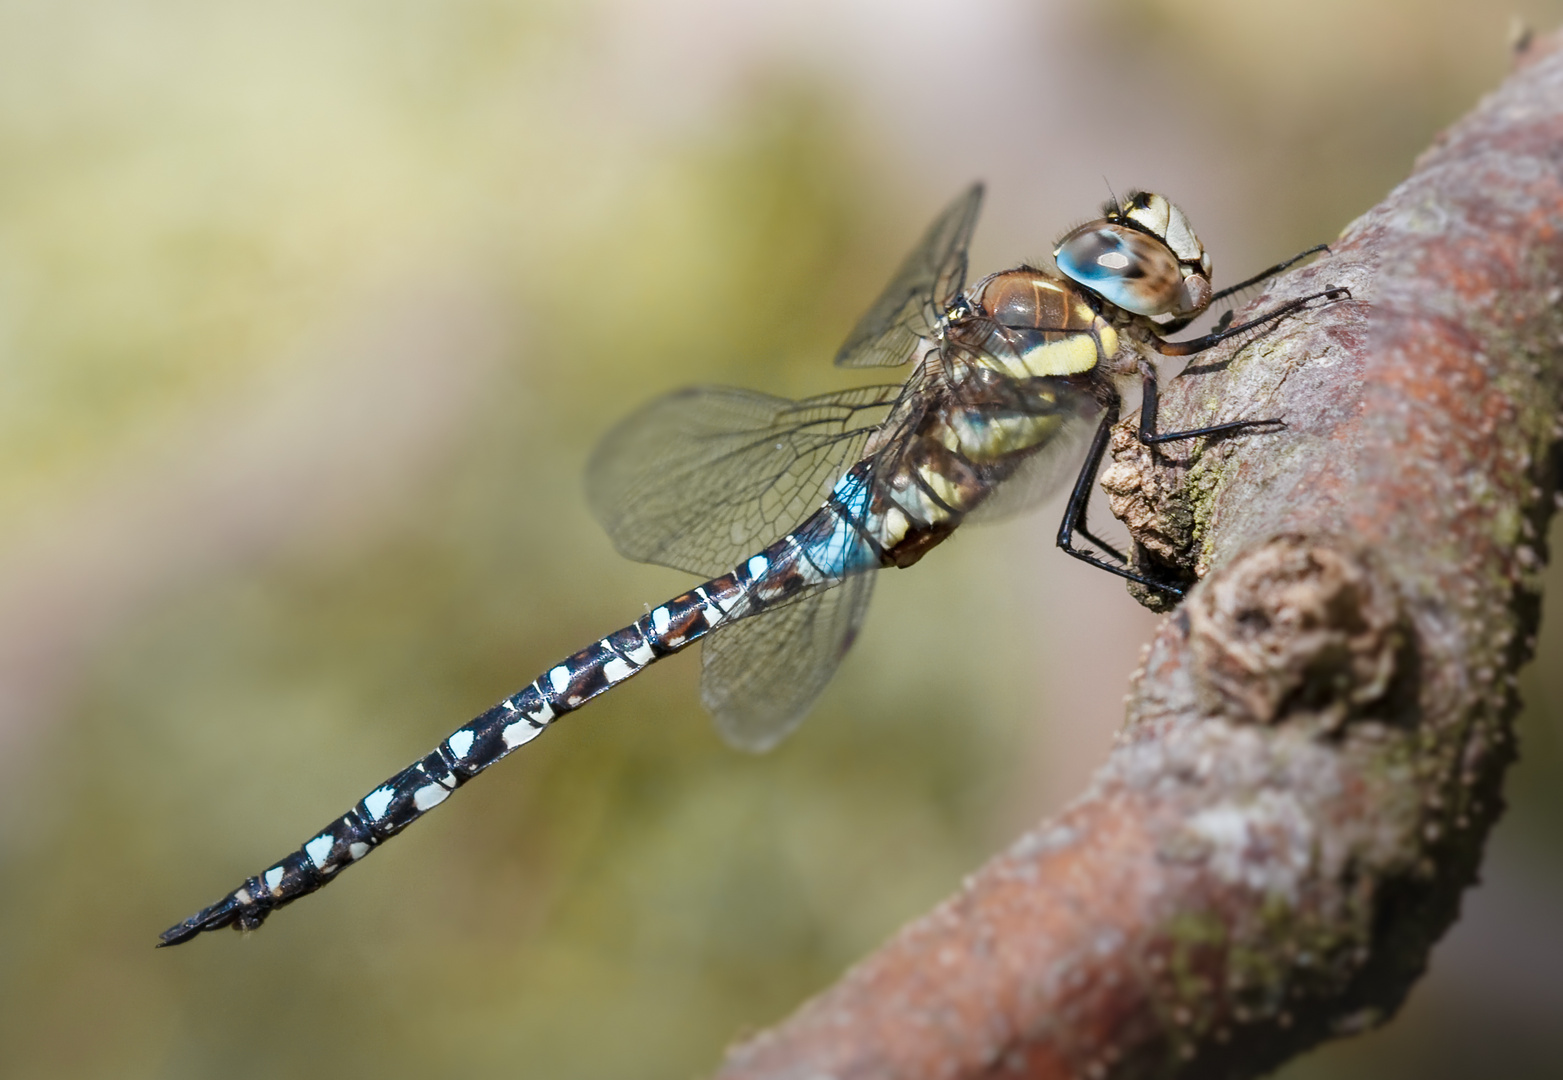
(363, 786), (395, 821)
(625, 638), (655, 665)
(503, 719), (546, 749)
(548, 665), (570, 694)
(348, 842), (370, 861)
(601, 654), (636, 684)
(304, 835), (334, 870)
(446, 729), (475, 760)
(747, 554), (769, 579)
(787, 534), (824, 583)
(651, 606), (671, 636)
(696, 585), (731, 618)
(264, 866), (285, 894)
(412, 784), (450, 812)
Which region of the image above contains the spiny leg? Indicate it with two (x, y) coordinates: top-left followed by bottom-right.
(1055, 402), (1184, 595)
(1057, 289), (1350, 594)
(1057, 392), (1276, 598)
(1136, 287), (1351, 444)
(1057, 408), (1127, 561)
(1156, 288), (1349, 358)
(1136, 361), (1284, 447)
(1159, 245), (1332, 334)
(1207, 244), (1330, 306)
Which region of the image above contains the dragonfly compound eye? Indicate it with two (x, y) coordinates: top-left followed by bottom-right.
(1053, 220), (1202, 318)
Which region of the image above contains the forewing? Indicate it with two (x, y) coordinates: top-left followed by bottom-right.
(586, 384), (901, 577)
(964, 400), (1100, 524)
(700, 570), (875, 752)
(835, 183), (984, 368)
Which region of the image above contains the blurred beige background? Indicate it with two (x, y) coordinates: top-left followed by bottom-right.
(1, 2), (1560, 1077)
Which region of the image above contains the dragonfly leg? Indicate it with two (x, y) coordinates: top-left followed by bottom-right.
(1138, 284), (1352, 445)
(1056, 403), (1185, 596)
(1155, 287), (1350, 358)
(1136, 362), (1285, 448)
(1157, 246), (1333, 335)
(1208, 244), (1331, 306)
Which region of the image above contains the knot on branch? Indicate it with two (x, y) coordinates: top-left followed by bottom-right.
(1186, 537), (1403, 729)
(1101, 422), (1196, 593)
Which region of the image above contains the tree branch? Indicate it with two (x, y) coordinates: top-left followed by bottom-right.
(712, 31), (1563, 1080)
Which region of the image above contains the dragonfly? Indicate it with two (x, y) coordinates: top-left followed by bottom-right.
(160, 184), (1342, 945)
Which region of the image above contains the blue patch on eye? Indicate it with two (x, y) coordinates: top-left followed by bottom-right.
(1055, 230), (1131, 287)
(1056, 227), (1164, 315)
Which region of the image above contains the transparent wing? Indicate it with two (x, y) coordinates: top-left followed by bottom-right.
(835, 183), (984, 368)
(586, 384), (902, 577)
(699, 443), (900, 752)
(701, 561), (876, 753)
(904, 340), (1103, 525)
(964, 390), (1101, 524)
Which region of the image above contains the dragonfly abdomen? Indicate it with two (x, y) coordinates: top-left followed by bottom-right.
(158, 514), (872, 945)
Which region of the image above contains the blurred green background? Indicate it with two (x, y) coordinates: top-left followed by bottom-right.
(1, 2), (1560, 1077)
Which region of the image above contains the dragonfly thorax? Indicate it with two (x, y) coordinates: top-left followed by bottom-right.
(963, 269), (1117, 379)
(1053, 192), (1212, 319)
(977, 270), (1093, 332)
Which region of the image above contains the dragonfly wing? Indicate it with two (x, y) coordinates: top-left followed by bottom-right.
(962, 399), (1100, 524)
(700, 569), (876, 752)
(701, 455), (887, 751)
(834, 183), (984, 368)
(586, 383), (902, 577)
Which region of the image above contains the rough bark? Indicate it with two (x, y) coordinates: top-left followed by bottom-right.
(712, 31), (1563, 1080)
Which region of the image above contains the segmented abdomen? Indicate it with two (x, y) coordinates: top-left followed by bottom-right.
(159, 481), (881, 945)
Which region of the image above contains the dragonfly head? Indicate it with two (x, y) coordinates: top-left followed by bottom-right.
(1053, 192), (1212, 318)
